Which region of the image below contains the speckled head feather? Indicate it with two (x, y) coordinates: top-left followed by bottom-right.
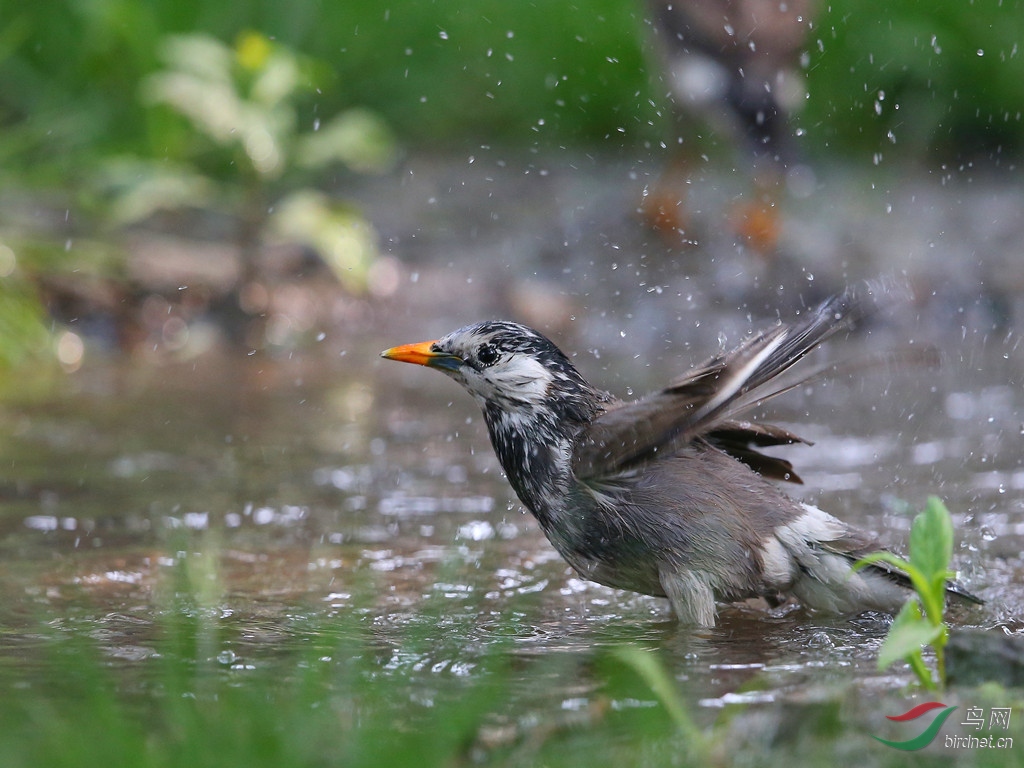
(430, 321), (600, 407)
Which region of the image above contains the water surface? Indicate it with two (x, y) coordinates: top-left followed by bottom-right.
(1, 156), (1022, 756)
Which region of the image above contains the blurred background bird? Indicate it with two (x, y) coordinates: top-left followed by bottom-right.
(643, 0), (817, 255)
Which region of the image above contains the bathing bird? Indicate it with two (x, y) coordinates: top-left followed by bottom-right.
(382, 288), (982, 625)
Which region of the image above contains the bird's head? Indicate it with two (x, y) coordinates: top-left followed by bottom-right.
(382, 321), (608, 513)
(381, 321), (596, 414)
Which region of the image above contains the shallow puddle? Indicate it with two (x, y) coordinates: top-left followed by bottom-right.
(1, 330), (1019, 708)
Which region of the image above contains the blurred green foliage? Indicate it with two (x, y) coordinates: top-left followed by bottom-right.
(0, 623), (681, 768)
(120, 30), (394, 291)
(3, 582), (1021, 768)
(0, 0), (658, 180)
(804, 0), (1024, 160)
(0, 276), (52, 368)
(2, 0), (1020, 168)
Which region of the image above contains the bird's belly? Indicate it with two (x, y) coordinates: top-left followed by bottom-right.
(536, 514), (667, 598)
(583, 557), (668, 598)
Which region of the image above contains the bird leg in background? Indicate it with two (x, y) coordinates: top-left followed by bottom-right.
(641, 0), (817, 257)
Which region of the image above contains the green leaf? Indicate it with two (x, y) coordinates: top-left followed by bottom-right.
(851, 550), (912, 575)
(909, 496), (953, 582)
(611, 647), (703, 746)
(877, 600), (943, 670)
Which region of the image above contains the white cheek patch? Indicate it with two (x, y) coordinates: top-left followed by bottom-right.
(485, 356), (552, 405)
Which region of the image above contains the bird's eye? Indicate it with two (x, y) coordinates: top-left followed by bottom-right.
(476, 344), (499, 366)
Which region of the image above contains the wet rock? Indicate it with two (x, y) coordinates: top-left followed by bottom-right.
(947, 629), (1024, 687)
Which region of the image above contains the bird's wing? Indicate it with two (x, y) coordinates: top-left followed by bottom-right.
(572, 289), (869, 482)
(705, 420), (809, 483)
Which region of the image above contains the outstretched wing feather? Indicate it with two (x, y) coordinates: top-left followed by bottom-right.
(573, 289), (866, 481)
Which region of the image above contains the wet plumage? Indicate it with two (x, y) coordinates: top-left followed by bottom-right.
(381, 289), (982, 625)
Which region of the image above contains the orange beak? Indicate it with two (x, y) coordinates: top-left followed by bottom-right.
(380, 340), (463, 371)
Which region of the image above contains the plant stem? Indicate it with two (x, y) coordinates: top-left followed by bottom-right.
(908, 652), (937, 691)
